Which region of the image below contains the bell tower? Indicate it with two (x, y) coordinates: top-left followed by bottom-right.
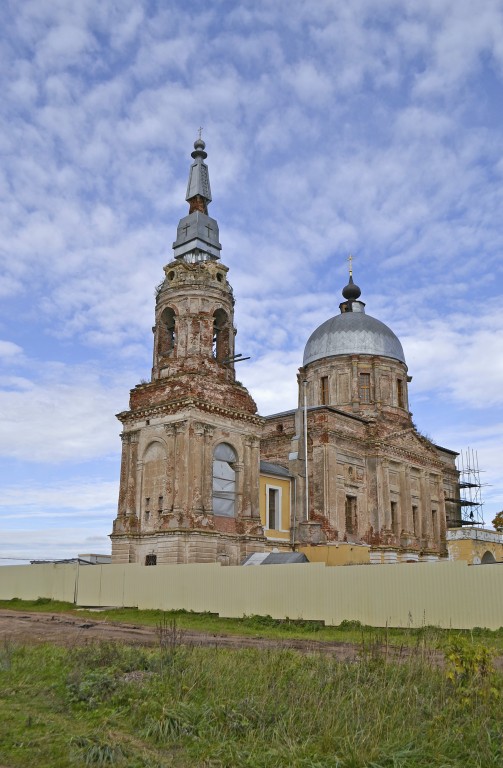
(111, 138), (266, 566)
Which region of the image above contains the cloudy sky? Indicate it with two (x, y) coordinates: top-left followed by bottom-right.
(1, 0), (503, 564)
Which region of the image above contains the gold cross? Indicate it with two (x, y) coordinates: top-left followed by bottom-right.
(347, 253), (354, 276)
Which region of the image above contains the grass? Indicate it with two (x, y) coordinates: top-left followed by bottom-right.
(0, 629), (501, 767)
(2, 598), (503, 652)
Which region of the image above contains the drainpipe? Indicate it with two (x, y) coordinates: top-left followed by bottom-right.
(303, 379), (309, 521)
(291, 476), (297, 551)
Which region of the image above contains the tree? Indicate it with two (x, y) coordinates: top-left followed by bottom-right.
(492, 511), (503, 533)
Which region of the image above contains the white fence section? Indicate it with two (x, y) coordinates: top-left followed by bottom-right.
(1, 561), (502, 630)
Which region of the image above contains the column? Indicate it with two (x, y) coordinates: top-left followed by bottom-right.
(163, 424), (176, 512)
(173, 420), (188, 515)
(378, 458), (391, 530)
(125, 431), (139, 516)
(420, 469), (431, 544)
(437, 474), (447, 549)
(117, 433), (129, 516)
(241, 438), (252, 518)
(191, 422), (205, 514)
(203, 425), (215, 513)
(234, 461), (244, 517)
(249, 437), (261, 519)
(351, 357), (359, 409)
(399, 465), (412, 534)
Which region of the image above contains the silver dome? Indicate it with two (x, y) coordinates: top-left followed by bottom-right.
(303, 311), (406, 366)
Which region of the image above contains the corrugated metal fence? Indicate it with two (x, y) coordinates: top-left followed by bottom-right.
(1, 561), (502, 629)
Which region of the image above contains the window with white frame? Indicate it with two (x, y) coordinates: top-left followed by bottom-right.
(266, 484), (282, 530)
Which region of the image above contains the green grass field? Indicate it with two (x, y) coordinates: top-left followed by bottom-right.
(0, 601), (502, 766)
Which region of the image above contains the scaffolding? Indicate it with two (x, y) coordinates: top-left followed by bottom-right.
(446, 447), (485, 527)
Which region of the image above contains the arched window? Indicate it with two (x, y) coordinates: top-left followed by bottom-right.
(212, 308), (229, 362)
(481, 551), (496, 564)
(212, 442), (237, 516)
(159, 307), (176, 356)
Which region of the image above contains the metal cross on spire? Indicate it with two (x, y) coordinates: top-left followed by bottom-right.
(347, 253), (354, 277)
(198, 126), (203, 139)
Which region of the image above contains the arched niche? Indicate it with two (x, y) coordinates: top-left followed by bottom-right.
(142, 441), (167, 517)
(481, 550), (496, 564)
(212, 308), (230, 362)
(212, 442), (237, 516)
(159, 307), (176, 356)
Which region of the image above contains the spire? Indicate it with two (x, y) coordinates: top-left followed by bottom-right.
(173, 135), (222, 263)
(186, 134), (212, 214)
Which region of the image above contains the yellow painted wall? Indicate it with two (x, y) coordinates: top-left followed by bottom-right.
(259, 473), (291, 541)
(1, 560), (503, 629)
(448, 538), (503, 564)
(300, 543), (370, 566)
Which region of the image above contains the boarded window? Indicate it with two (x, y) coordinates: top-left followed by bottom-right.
(391, 501), (398, 533)
(320, 376), (329, 405)
(359, 373), (371, 403)
(345, 495), (357, 534)
(212, 443), (237, 516)
(397, 379), (405, 408)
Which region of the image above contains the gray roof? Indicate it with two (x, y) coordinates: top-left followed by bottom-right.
(260, 461), (292, 478)
(303, 311), (406, 366)
(261, 552), (309, 564)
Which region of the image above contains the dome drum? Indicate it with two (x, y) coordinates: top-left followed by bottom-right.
(299, 354), (410, 416)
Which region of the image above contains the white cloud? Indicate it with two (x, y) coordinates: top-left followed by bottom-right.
(0, 359), (128, 462)
(0, 478), (117, 516)
(0, 341), (23, 360)
(401, 304), (503, 408)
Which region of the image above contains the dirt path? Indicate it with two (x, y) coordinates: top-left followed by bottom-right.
(0, 609), (363, 660)
(1, 609), (501, 669)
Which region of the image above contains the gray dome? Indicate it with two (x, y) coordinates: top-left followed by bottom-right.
(303, 311), (406, 366)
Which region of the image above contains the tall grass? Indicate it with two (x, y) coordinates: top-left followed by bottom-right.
(0, 631), (502, 767)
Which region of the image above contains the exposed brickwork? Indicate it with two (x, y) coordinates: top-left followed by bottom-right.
(214, 516), (238, 534)
(128, 375), (258, 416)
(261, 387), (457, 560)
(111, 213), (266, 565)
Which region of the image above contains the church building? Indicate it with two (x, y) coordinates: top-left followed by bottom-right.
(110, 139), (461, 566)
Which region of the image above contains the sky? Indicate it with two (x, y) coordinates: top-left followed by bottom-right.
(1, 0), (503, 564)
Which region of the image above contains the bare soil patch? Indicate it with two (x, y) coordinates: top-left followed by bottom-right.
(1, 609), (502, 670)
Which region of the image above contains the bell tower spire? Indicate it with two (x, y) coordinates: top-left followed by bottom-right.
(172, 137), (222, 263)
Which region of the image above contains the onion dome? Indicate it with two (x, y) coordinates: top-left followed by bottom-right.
(342, 275), (361, 301)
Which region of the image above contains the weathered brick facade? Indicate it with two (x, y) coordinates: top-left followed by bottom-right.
(260, 285), (460, 562)
(111, 139), (460, 567)
(111, 139), (266, 565)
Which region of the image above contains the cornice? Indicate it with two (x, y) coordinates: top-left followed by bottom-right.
(117, 397), (265, 427)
